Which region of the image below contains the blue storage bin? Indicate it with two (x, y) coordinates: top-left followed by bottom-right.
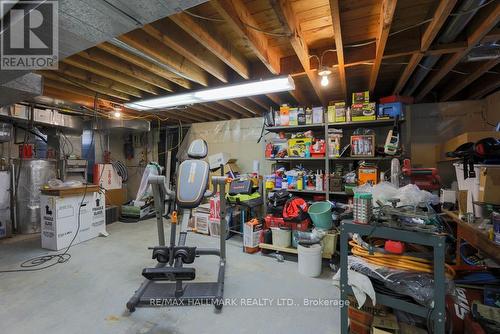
(377, 102), (404, 119)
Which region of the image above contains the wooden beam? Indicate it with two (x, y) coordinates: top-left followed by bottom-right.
(286, 42), (468, 76)
(215, 100), (254, 118)
(393, 0), (457, 95)
(78, 48), (175, 92)
(160, 109), (205, 123)
(43, 79), (122, 104)
(231, 98), (264, 116)
(271, 0), (326, 104)
(183, 108), (215, 122)
(189, 104), (230, 120)
(329, 0), (347, 99)
(119, 30), (209, 86)
(55, 63), (143, 98)
(266, 93), (283, 105)
(170, 13), (250, 79)
(202, 103), (240, 119)
(211, 0), (281, 75)
(288, 89), (309, 106)
(42, 86), (117, 110)
(440, 58), (500, 101)
(63, 56), (161, 95)
(39, 71), (130, 101)
(369, 0), (398, 93)
(248, 95), (273, 110)
(97, 42), (192, 89)
(481, 28), (500, 43)
(468, 77), (500, 99)
(416, 2), (500, 101)
(143, 21), (228, 83)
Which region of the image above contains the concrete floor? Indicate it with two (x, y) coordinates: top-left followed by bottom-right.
(0, 218), (340, 334)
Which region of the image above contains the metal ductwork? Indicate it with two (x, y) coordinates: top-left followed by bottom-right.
(91, 119), (150, 132)
(0, 0), (209, 104)
(0, 73), (43, 106)
(463, 42), (500, 62)
(402, 0), (486, 96)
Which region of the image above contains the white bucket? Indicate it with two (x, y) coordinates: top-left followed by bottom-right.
(271, 228), (291, 248)
(298, 243), (322, 277)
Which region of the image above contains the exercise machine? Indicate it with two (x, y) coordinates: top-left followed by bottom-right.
(127, 139), (228, 312)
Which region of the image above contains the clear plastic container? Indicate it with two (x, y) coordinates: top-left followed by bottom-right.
(353, 192), (373, 224)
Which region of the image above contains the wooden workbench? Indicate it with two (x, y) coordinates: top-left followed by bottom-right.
(41, 185), (100, 197)
(444, 210), (500, 265)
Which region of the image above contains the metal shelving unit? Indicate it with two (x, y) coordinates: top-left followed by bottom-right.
(265, 113), (404, 201)
(339, 221), (446, 334)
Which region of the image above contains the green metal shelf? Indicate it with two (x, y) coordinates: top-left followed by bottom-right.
(339, 222), (446, 334)
(328, 119), (405, 128)
(265, 123), (325, 132)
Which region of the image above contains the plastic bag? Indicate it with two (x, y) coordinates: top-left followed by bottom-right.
(348, 255), (454, 307)
(371, 182), (440, 207)
(371, 181), (398, 204)
(353, 183), (373, 194)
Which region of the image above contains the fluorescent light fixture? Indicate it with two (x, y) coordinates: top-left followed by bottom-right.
(125, 76), (295, 111)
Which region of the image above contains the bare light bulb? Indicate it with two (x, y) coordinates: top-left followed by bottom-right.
(321, 75), (329, 87)
(113, 111), (121, 118)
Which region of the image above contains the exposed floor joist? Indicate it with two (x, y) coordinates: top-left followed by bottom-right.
(369, 0), (398, 93)
(329, 0), (347, 100)
(441, 57), (500, 101)
(416, 2), (500, 101)
(393, 0), (458, 95)
(170, 13), (251, 80)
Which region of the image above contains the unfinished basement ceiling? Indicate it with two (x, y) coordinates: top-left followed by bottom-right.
(18, 0), (500, 123)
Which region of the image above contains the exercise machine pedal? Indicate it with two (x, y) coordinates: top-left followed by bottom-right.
(142, 267), (196, 281)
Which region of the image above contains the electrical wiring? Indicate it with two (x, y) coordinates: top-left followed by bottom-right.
(349, 239), (456, 278)
(183, 9), (291, 37)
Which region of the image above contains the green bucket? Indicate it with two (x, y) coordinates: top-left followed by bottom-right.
(308, 202), (332, 230)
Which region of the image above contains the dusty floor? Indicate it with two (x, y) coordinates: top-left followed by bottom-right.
(0, 218), (341, 334)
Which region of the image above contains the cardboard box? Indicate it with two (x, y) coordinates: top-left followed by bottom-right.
(327, 105), (335, 123)
(371, 314), (399, 334)
(91, 191), (106, 238)
(41, 194), (93, 250)
(352, 91), (370, 103)
(440, 131), (500, 161)
(280, 105), (290, 126)
(479, 167), (500, 204)
(194, 212), (210, 235)
(209, 160), (240, 191)
(208, 152), (230, 170)
(289, 107), (298, 126)
(94, 164), (122, 190)
(351, 102), (376, 121)
(105, 188), (127, 207)
(334, 102), (346, 122)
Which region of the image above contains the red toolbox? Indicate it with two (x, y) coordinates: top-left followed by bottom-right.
(264, 215), (310, 231)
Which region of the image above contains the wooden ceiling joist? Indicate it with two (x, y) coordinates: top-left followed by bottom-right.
(202, 103), (240, 119)
(56, 63), (143, 98)
(40, 71), (130, 101)
(329, 0), (347, 99)
(393, 0), (458, 95)
(231, 98), (265, 116)
(78, 48), (175, 93)
(43, 78), (122, 104)
(416, 2), (500, 101)
(468, 77), (500, 99)
(119, 30), (210, 86)
(42, 86), (116, 110)
(211, 0), (281, 75)
(440, 57), (500, 101)
(97, 42), (192, 90)
(215, 100), (254, 118)
(143, 21), (229, 83)
(266, 93), (283, 106)
(170, 13), (250, 79)
(248, 95), (273, 110)
(63, 56), (161, 95)
(369, 0), (398, 93)
(189, 104), (231, 120)
(271, 0), (326, 104)
(160, 109), (205, 123)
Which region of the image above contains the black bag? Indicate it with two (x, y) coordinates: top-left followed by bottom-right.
(266, 189), (290, 216)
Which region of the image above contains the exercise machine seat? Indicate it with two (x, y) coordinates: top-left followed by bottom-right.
(176, 140), (209, 209)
